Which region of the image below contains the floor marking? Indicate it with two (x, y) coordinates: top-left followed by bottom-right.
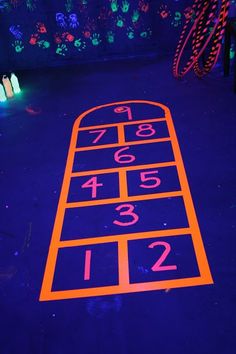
(40, 100), (213, 301)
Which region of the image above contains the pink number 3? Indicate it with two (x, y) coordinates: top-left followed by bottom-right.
(149, 241), (177, 272)
(113, 204), (139, 226)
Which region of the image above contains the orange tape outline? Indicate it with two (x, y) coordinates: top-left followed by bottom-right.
(40, 100), (213, 301)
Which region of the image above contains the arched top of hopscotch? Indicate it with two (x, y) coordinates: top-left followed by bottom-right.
(72, 100), (171, 130)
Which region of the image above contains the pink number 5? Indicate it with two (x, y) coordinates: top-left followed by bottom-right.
(113, 204), (139, 226)
(140, 170), (161, 188)
(148, 241), (177, 271)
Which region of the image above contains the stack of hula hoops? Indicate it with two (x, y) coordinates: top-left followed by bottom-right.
(173, 0), (230, 78)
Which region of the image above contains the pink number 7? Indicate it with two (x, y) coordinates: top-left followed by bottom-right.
(89, 129), (107, 144)
(148, 241), (177, 271)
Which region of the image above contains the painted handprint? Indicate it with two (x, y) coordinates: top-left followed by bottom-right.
(121, 0), (130, 13)
(111, 0), (118, 13)
(90, 33), (101, 46)
(116, 15), (125, 28)
(9, 25), (23, 40)
(12, 40), (24, 53)
(74, 38), (86, 51)
(37, 40), (50, 49)
(56, 43), (68, 56)
(106, 31), (115, 44)
(132, 10), (140, 23)
(127, 27), (134, 39)
(69, 13), (79, 28)
(56, 13), (67, 28)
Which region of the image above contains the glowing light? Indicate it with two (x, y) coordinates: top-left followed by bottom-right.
(2, 75), (14, 98)
(0, 83), (7, 102)
(10, 73), (21, 94)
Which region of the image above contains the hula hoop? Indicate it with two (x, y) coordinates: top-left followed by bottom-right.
(173, 0), (230, 78)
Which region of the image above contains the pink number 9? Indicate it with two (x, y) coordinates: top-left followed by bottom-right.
(114, 106), (133, 120)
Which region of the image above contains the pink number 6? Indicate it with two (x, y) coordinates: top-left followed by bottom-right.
(114, 146), (136, 164)
(148, 241), (177, 272)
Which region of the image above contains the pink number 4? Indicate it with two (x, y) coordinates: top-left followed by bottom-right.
(81, 176), (103, 198)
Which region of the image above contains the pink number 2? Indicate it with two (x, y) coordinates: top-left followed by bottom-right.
(148, 241), (177, 272)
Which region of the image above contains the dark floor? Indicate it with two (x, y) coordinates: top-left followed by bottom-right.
(0, 56), (236, 354)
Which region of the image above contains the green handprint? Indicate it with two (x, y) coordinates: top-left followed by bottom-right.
(26, 0), (36, 11)
(171, 12), (182, 27)
(132, 10), (140, 23)
(56, 44), (68, 56)
(12, 40), (24, 53)
(230, 46), (235, 60)
(90, 33), (101, 46)
(140, 28), (152, 39)
(127, 27), (134, 39)
(37, 40), (50, 49)
(111, 0), (118, 12)
(0, 1), (11, 12)
(65, 0), (73, 13)
(121, 0), (130, 13)
(116, 15), (125, 28)
(74, 38), (86, 51)
(106, 31), (115, 44)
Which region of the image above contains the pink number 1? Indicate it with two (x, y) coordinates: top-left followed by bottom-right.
(114, 106), (133, 120)
(148, 241), (177, 272)
(84, 250), (92, 281)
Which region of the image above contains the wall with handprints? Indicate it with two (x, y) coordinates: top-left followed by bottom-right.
(0, 0), (235, 70)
